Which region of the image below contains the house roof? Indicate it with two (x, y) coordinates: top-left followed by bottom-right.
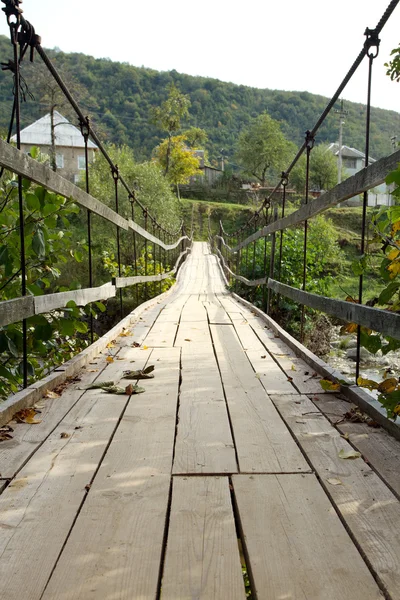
(328, 143), (375, 163)
(12, 111), (97, 149)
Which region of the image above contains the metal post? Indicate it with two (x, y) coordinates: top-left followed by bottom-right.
(356, 30), (380, 382)
(252, 214), (258, 304)
(300, 131), (315, 343)
(267, 206), (278, 314)
(11, 19), (28, 387)
(144, 209), (148, 301)
(112, 165), (123, 318)
(80, 117), (93, 343)
(130, 194), (139, 308)
(262, 203), (270, 313)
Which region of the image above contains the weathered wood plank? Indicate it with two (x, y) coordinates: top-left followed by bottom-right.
(233, 474), (383, 600)
(0, 357), (110, 479)
(246, 350), (299, 395)
(0, 296), (34, 327)
(0, 138), (129, 229)
(0, 389), (130, 600)
(162, 476), (246, 599)
(268, 279), (400, 340)
(311, 393), (400, 498)
(271, 393), (400, 598)
(113, 271), (174, 288)
(173, 322), (237, 474)
(34, 282), (116, 313)
(42, 476), (170, 600)
(41, 348), (181, 599)
(128, 218), (189, 250)
(211, 325), (309, 473)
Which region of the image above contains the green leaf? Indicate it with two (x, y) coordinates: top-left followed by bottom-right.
(35, 321), (53, 341)
(380, 258), (392, 282)
(95, 301), (106, 313)
(59, 318), (75, 337)
(7, 337), (19, 357)
(378, 281), (400, 305)
(25, 193), (40, 211)
(43, 204), (57, 217)
(351, 255), (367, 276)
(360, 331), (382, 354)
(0, 364), (15, 381)
(32, 228), (46, 259)
(382, 337), (400, 355)
(66, 300), (77, 308)
(75, 321), (88, 334)
(0, 245), (10, 266)
(73, 250), (84, 263)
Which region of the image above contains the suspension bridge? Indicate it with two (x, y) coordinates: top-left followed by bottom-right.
(0, 0), (400, 598)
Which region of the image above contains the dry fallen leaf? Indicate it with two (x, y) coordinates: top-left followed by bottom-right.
(45, 390), (60, 399)
(261, 355), (266, 359)
(132, 342), (140, 348)
(184, 339), (191, 342)
(142, 345), (149, 350)
(0, 426), (13, 442)
(60, 432), (70, 439)
(119, 332), (131, 337)
(291, 364), (296, 371)
(106, 356), (114, 363)
(341, 433), (350, 440)
(327, 478), (343, 486)
(106, 342), (116, 349)
(87, 369), (99, 373)
(338, 449), (362, 460)
(14, 408), (42, 424)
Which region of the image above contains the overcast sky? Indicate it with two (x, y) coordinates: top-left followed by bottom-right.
(0, 0), (399, 112)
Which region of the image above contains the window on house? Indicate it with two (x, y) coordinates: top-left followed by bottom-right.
(344, 158), (357, 169)
(78, 155), (86, 170)
(56, 153), (64, 169)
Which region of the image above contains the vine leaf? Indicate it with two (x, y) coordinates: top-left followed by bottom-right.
(320, 379), (340, 392)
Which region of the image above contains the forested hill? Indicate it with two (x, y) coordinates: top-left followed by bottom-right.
(0, 34), (398, 164)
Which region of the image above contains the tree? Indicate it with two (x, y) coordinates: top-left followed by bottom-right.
(154, 134), (202, 199)
(385, 43), (400, 82)
(236, 112), (295, 186)
(87, 143), (181, 231)
(150, 84), (190, 175)
(290, 144), (342, 194)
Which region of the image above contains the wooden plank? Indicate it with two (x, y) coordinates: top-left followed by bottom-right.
(230, 149), (400, 251)
(271, 393), (400, 598)
(42, 476), (170, 600)
(162, 476), (246, 600)
(268, 279), (400, 340)
(0, 139), (129, 230)
(0, 388), (131, 600)
(211, 325), (309, 473)
(246, 350), (299, 395)
(41, 347), (181, 599)
(0, 357), (110, 479)
(233, 474), (383, 600)
(128, 218), (189, 250)
(144, 317), (180, 347)
(173, 322), (237, 474)
(34, 283), (116, 314)
(0, 296), (34, 327)
(311, 394), (400, 498)
(244, 318), (327, 393)
(114, 270), (173, 288)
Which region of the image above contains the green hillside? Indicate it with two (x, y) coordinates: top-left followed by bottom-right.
(0, 35), (398, 165)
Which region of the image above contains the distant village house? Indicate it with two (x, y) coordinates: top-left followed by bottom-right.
(12, 111), (97, 184)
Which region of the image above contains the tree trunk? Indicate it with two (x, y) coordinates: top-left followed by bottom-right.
(164, 134), (171, 176)
(176, 183), (180, 200)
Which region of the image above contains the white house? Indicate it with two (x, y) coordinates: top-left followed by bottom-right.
(12, 111), (97, 184)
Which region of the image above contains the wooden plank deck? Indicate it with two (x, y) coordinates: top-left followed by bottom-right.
(0, 241), (399, 599)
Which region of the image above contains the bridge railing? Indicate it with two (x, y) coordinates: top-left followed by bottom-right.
(211, 0), (400, 391)
(0, 1), (192, 398)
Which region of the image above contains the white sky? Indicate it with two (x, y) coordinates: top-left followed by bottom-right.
(0, 0), (399, 112)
